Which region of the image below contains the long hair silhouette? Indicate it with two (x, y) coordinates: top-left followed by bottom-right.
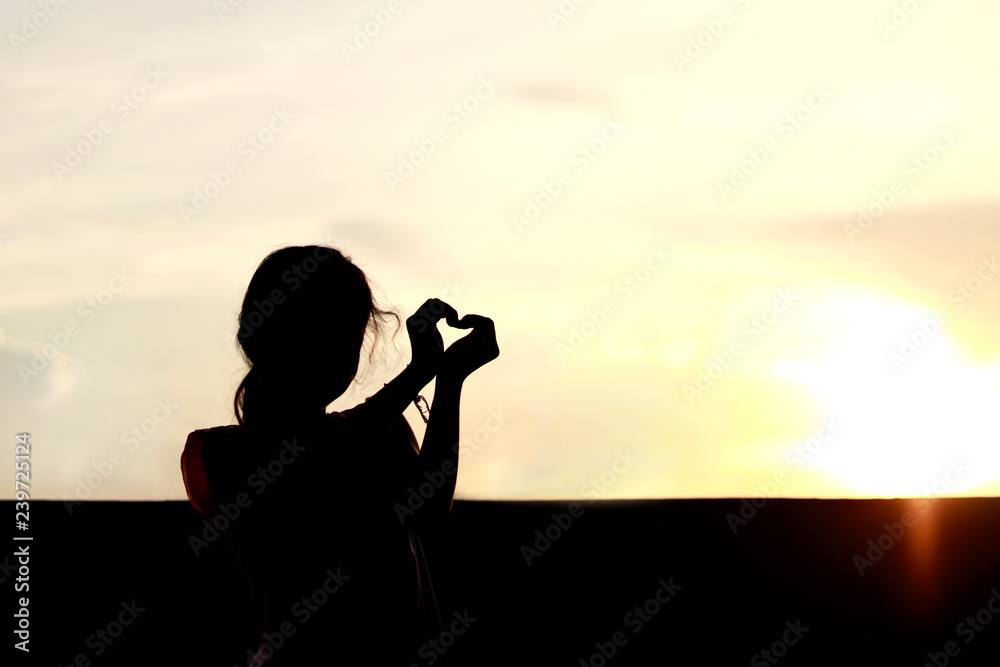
(181, 244), (498, 665)
(233, 245), (398, 425)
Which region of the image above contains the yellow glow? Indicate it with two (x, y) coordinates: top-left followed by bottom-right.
(773, 293), (1000, 497)
(5, 1), (1000, 501)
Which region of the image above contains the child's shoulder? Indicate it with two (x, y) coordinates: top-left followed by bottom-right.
(186, 423), (245, 440)
(183, 424), (256, 475)
(181, 426), (238, 518)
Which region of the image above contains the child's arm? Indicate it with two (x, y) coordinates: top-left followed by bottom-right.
(344, 363), (434, 435)
(404, 314), (499, 528)
(342, 298), (455, 435)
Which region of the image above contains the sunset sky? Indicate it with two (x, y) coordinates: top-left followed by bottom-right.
(3, 0), (1000, 502)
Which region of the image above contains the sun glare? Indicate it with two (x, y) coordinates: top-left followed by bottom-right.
(773, 293), (1000, 497)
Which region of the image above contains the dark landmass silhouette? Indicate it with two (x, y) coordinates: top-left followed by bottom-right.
(9, 498), (1000, 666)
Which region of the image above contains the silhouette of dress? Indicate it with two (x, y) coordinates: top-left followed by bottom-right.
(181, 407), (448, 665)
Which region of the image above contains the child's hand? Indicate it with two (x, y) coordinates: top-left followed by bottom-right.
(406, 299), (459, 380)
(440, 315), (499, 381)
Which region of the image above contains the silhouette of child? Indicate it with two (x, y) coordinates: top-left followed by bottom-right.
(180, 245), (498, 665)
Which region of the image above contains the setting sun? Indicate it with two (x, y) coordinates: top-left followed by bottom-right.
(773, 292), (1000, 497)
(3, 0), (999, 503)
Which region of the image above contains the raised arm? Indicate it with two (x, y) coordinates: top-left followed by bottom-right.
(406, 314), (499, 526)
(343, 298), (457, 435)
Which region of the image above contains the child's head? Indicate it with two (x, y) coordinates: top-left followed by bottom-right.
(233, 245), (397, 424)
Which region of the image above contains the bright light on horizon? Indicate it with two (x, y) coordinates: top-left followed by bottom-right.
(2, 0), (1000, 502)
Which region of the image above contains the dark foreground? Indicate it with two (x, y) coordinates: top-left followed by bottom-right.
(5, 498), (1000, 666)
